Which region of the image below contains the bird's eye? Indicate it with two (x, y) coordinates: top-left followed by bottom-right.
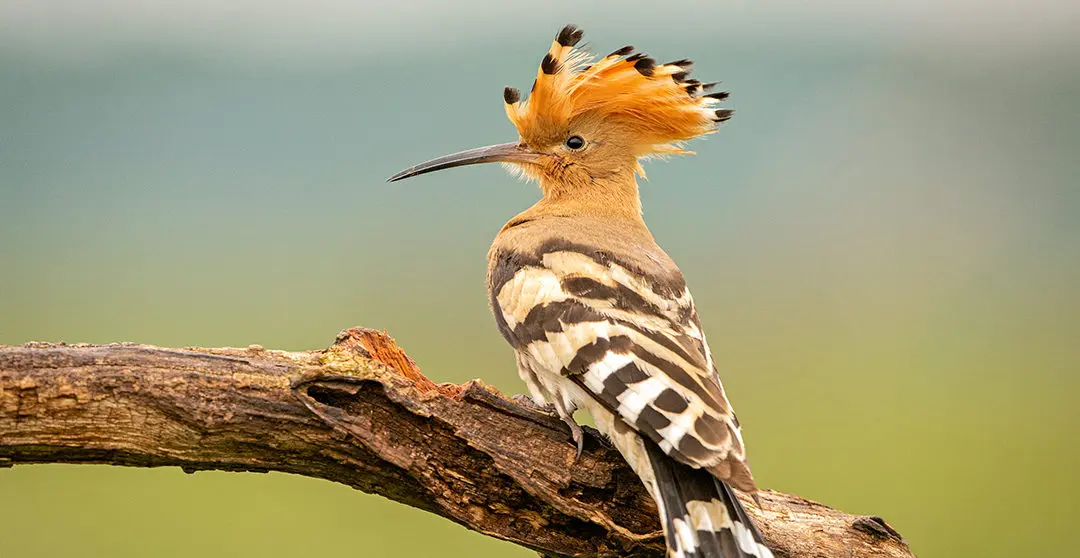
(564, 135), (585, 150)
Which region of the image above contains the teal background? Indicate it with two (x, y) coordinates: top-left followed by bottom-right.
(1, 3), (1078, 556)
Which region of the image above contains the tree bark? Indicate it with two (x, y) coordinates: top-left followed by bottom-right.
(0, 327), (914, 558)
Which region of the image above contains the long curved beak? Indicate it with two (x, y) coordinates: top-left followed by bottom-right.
(387, 141), (543, 182)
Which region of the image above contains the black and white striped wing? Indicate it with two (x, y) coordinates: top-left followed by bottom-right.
(490, 244), (752, 486)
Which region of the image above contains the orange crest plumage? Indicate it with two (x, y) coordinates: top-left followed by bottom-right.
(503, 24), (731, 163)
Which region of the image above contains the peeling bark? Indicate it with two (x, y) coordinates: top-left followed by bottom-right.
(0, 327), (914, 558)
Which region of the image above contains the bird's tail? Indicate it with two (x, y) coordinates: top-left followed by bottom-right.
(644, 441), (774, 558)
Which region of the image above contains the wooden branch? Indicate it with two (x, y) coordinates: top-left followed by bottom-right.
(0, 328), (914, 558)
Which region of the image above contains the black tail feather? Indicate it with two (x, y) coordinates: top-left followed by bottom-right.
(644, 441), (772, 558)
(716, 478), (768, 546)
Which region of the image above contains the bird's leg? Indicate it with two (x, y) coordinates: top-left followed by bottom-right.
(511, 394), (582, 457)
(513, 362), (584, 458)
(565, 416), (585, 460)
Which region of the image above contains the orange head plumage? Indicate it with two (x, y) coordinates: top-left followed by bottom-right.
(504, 24), (729, 172)
(388, 24), (731, 196)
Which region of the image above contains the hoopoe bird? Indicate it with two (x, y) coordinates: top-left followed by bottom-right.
(389, 24), (773, 558)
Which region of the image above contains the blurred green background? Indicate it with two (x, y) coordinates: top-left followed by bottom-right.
(1, 1), (1078, 557)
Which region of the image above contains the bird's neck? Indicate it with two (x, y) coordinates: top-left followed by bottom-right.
(493, 172), (664, 268)
(529, 171), (645, 224)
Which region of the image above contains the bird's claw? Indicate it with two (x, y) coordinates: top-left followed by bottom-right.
(564, 417), (585, 461)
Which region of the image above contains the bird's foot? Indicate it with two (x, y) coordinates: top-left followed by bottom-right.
(510, 395), (584, 460)
(511, 394), (557, 416)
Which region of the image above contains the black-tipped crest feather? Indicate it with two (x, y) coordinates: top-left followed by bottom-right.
(634, 57), (656, 76)
(556, 24), (584, 47)
(540, 53), (559, 75)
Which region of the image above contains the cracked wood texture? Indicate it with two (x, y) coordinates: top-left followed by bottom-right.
(0, 327), (914, 558)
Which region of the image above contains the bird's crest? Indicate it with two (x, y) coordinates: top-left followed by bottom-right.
(503, 24), (731, 164)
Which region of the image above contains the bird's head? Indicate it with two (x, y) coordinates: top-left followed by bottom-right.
(388, 24), (731, 202)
